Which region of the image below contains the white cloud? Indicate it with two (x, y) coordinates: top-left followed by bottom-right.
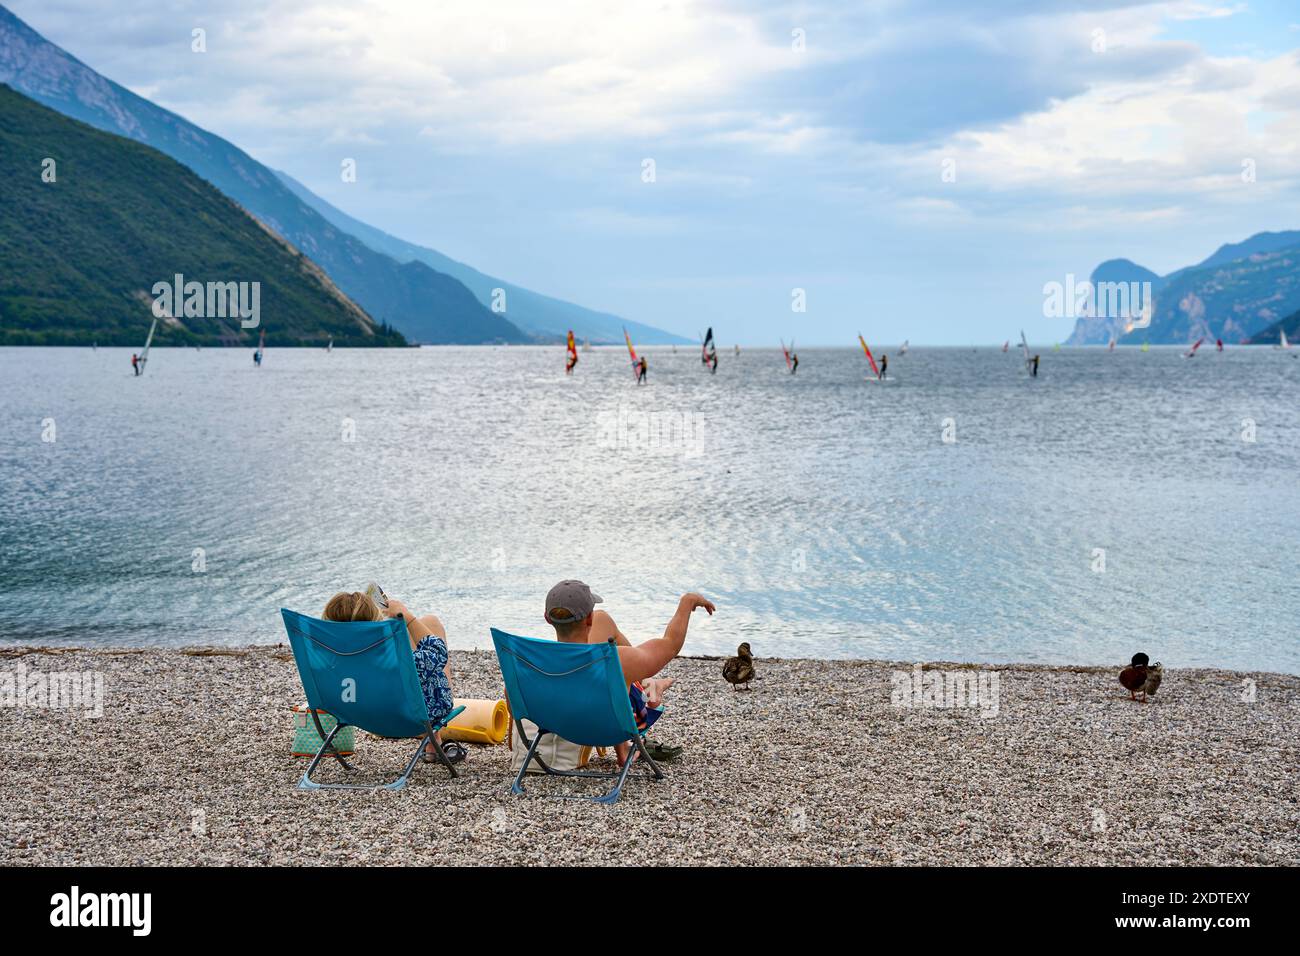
(115, 0), (804, 148)
(925, 47), (1300, 221)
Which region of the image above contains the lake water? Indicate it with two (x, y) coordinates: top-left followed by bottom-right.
(1, 344), (1297, 673)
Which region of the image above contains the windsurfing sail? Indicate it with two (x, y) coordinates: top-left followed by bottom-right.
(1108, 336), (1116, 352)
(1184, 337), (1204, 358)
(623, 327), (640, 380)
(566, 329), (578, 372)
(255, 328), (265, 365)
(700, 326), (718, 372)
(1002, 340), (1009, 353)
(1019, 330), (1032, 373)
(327, 338), (333, 352)
(702, 327), (716, 365)
(899, 339), (909, 356)
(138, 316), (158, 375)
(858, 333), (880, 378)
(1216, 338), (1223, 352)
(781, 338), (792, 372)
(1281, 330), (1292, 349)
(1141, 340), (1149, 352)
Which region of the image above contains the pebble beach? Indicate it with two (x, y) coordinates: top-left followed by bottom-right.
(1, 645), (1297, 866)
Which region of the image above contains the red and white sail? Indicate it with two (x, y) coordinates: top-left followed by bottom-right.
(858, 334), (880, 377)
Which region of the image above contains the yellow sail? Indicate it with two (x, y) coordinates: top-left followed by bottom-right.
(623, 327), (640, 380)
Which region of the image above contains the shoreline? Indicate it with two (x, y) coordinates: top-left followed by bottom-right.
(2, 646), (1297, 866)
(3, 643), (1297, 681)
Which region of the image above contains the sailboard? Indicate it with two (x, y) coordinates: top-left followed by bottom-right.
(702, 326), (717, 371)
(138, 316), (158, 376)
(781, 338), (793, 372)
(858, 333), (880, 378)
(1279, 330), (1292, 349)
(623, 327), (641, 381)
(565, 329), (578, 374)
(1019, 330), (1032, 374)
(1183, 337), (1204, 358)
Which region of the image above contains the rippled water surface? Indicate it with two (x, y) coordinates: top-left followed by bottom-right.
(1, 344), (1297, 672)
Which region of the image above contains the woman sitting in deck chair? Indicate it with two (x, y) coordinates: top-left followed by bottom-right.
(322, 590), (467, 766)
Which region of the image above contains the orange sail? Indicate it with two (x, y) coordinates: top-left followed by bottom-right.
(567, 330), (577, 360)
(623, 327), (640, 379)
(858, 333), (880, 377)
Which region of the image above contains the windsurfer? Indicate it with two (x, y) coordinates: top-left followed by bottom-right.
(566, 331), (579, 374)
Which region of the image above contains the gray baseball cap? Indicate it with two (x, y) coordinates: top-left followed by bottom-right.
(545, 579), (603, 625)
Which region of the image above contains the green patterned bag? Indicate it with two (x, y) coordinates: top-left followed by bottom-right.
(291, 705), (355, 757)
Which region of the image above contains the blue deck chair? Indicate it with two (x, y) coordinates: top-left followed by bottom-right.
(491, 627), (664, 805)
(281, 608), (465, 791)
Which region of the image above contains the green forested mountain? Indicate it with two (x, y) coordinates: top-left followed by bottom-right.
(0, 84), (405, 347)
(0, 4), (530, 345)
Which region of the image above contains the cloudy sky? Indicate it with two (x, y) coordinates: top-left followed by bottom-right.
(12, 0), (1300, 343)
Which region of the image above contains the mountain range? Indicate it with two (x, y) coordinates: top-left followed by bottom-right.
(273, 170), (685, 345)
(1067, 231), (1300, 345)
(0, 4), (685, 346)
(0, 84), (405, 348)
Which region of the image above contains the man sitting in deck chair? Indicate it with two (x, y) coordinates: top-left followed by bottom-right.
(542, 580), (714, 766)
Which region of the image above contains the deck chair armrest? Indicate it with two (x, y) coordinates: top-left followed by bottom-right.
(432, 705), (466, 732)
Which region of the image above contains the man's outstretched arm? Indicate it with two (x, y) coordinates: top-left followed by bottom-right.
(619, 593), (715, 684)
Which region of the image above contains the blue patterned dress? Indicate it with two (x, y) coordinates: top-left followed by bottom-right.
(412, 635), (455, 724)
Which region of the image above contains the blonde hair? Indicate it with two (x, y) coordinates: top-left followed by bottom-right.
(323, 591), (382, 623)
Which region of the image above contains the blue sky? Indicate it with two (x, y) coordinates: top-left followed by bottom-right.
(11, 0), (1300, 344)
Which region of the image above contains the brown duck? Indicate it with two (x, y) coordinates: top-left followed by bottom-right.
(722, 642), (755, 691)
(1142, 662), (1163, 701)
(1119, 652), (1150, 702)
